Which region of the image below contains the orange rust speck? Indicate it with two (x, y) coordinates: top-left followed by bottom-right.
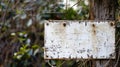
(92, 24), (96, 34)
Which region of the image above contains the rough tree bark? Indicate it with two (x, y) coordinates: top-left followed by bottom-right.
(89, 0), (118, 67)
(89, 0), (117, 20)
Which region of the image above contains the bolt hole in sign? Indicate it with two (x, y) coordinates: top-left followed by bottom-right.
(44, 20), (115, 59)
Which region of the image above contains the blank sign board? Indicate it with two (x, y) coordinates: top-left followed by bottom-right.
(44, 20), (115, 59)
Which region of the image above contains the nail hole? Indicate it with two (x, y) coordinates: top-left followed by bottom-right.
(46, 23), (49, 26)
(92, 24), (95, 27)
(63, 23), (66, 27)
(110, 22), (114, 26)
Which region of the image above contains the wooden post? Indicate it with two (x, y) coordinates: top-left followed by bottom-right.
(89, 0), (118, 67)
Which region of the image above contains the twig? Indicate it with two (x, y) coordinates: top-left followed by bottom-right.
(70, 0), (82, 9)
(114, 48), (120, 67)
(1, 0), (11, 27)
(116, 37), (120, 47)
(12, 0), (20, 10)
(104, 59), (111, 67)
(47, 60), (56, 67)
(58, 61), (65, 67)
(64, 0), (82, 18)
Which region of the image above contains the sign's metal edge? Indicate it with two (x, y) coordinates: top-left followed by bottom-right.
(44, 21), (116, 60)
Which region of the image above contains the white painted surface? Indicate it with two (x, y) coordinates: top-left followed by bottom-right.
(44, 20), (115, 59)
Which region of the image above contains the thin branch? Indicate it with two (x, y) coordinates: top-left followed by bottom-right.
(104, 59), (111, 67)
(70, 0), (82, 9)
(116, 37), (120, 47)
(47, 60), (56, 67)
(58, 61), (65, 67)
(1, 0), (11, 23)
(114, 48), (120, 67)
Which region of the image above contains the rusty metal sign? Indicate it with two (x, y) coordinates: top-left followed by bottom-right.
(44, 20), (115, 59)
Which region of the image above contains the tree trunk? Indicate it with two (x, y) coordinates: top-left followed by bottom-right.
(89, 0), (117, 20)
(89, 0), (118, 67)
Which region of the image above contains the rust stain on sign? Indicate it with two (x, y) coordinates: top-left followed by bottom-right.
(44, 20), (115, 59)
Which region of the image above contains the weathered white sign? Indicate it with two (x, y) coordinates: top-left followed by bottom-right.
(44, 20), (115, 59)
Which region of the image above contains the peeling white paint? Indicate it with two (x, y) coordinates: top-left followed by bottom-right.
(44, 20), (115, 59)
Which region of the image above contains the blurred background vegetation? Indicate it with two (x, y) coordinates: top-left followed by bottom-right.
(0, 0), (120, 67)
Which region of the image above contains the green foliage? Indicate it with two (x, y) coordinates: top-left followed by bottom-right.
(78, 0), (89, 20)
(13, 44), (39, 60)
(63, 8), (81, 20)
(9, 30), (41, 67)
